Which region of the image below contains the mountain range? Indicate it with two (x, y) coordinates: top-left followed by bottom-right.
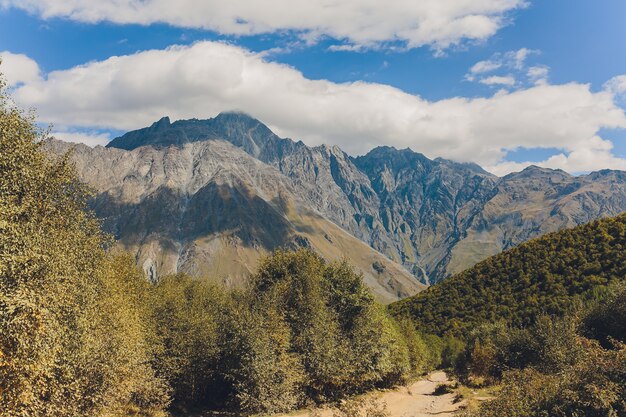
(46, 112), (626, 301)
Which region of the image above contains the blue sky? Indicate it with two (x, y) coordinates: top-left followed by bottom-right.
(1, 0), (625, 174)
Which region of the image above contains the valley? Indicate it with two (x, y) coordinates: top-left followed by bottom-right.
(3, 2), (626, 416)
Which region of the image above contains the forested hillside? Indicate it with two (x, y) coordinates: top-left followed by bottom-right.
(390, 213), (626, 336)
(458, 285), (626, 416)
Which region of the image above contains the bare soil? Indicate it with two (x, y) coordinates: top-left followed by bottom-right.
(277, 371), (466, 417)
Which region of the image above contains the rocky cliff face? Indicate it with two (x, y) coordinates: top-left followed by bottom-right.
(49, 112), (626, 291)
(46, 138), (423, 303)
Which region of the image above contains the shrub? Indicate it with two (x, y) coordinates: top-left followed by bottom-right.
(472, 340), (626, 417)
(392, 316), (434, 375)
(583, 284), (626, 347)
(457, 315), (583, 384)
(220, 303), (306, 414)
(441, 336), (465, 369)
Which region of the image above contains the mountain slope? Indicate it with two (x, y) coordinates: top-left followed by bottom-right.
(47, 138), (423, 302)
(389, 213), (626, 336)
(86, 112), (626, 285)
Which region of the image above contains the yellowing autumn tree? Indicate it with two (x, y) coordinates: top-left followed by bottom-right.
(0, 74), (169, 416)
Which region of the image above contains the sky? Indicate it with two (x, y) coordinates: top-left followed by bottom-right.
(1, 0), (625, 175)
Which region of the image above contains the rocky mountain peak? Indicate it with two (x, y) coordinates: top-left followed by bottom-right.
(509, 164), (568, 177)
(150, 116), (171, 131)
(106, 111), (281, 155)
(355, 146), (432, 177)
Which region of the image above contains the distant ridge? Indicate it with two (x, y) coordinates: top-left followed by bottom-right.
(50, 112), (626, 287)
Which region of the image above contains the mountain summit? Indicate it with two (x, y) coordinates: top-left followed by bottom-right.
(107, 112), (285, 159)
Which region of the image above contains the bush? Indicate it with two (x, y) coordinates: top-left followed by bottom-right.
(457, 315), (583, 384)
(472, 340), (626, 417)
(90, 253), (170, 415)
(441, 336), (465, 369)
(240, 250), (418, 407)
(583, 284), (626, 348)
(392, 316), (435, 375)
(467, 301), (626, 416)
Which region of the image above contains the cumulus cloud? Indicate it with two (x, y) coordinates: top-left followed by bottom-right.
(527, 65), (550, 85)
(507, 47), (537, 69)
(486, 139), (626, 176)
(479, 75), (516, 86)
(605, 75), (626, 97)
(7, 42), (626, 175)
(469, 59), (502, 76)
(3, 0), (527, 51)
(0, 51), (42, 87)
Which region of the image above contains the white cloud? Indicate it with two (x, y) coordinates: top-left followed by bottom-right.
(50, 130), (111, 147)
(479, 75), (516, 86)
(7, 42), (626, 175)
(0, 51), (42, 87)
(469, 59), (502, 75)
(506, 47), (537, 69)
(527, 65), (550, 85)
(487, 140), (626, 176)
(466, 48), (540, 85)
(3, 0), (527, 51)
(605, 75), (626, 97)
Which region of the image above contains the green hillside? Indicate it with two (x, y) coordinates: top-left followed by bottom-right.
(390, 213), (626, 336)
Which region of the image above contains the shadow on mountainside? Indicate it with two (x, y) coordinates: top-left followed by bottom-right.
(91, 181), (300, 251)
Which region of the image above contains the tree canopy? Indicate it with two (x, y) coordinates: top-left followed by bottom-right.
(390, 214), (626, 337)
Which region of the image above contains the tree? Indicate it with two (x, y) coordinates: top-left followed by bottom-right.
(0, 75), (168, 416)
(151, 273), (225, 408)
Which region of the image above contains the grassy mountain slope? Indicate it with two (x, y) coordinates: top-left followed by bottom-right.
(390, 213), (626, 336)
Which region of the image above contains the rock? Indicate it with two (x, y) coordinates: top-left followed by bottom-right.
(47, 111), (626, 289)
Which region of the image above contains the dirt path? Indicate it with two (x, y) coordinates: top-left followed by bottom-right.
(279, 371), (465, 417)
(379, 371), (464, 417)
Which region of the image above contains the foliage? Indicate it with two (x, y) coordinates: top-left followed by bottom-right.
(390, 214), (626, 337)
(220, 301), (306, 414)
(0, 76), (168, 416)
(150, 273), (227, 408)
(245, 250), (413, 403)
(583, 284), (626, 348)
(465, 287), (626, 416)
(456, 315), (584, 384)
(144, 250), (429, 414)
(91, 253), (170, 416)
(392, 317), (434, 374)
(470, 341), (626, 417)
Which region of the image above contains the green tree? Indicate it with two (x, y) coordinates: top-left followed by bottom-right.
(151, 273), (226, 408)
(220, 301), (306, 414)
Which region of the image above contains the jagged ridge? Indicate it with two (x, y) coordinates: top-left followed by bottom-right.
(104, 112), (626, 285)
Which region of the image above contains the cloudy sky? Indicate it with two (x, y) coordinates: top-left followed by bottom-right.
(1, 0), (625, 175)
